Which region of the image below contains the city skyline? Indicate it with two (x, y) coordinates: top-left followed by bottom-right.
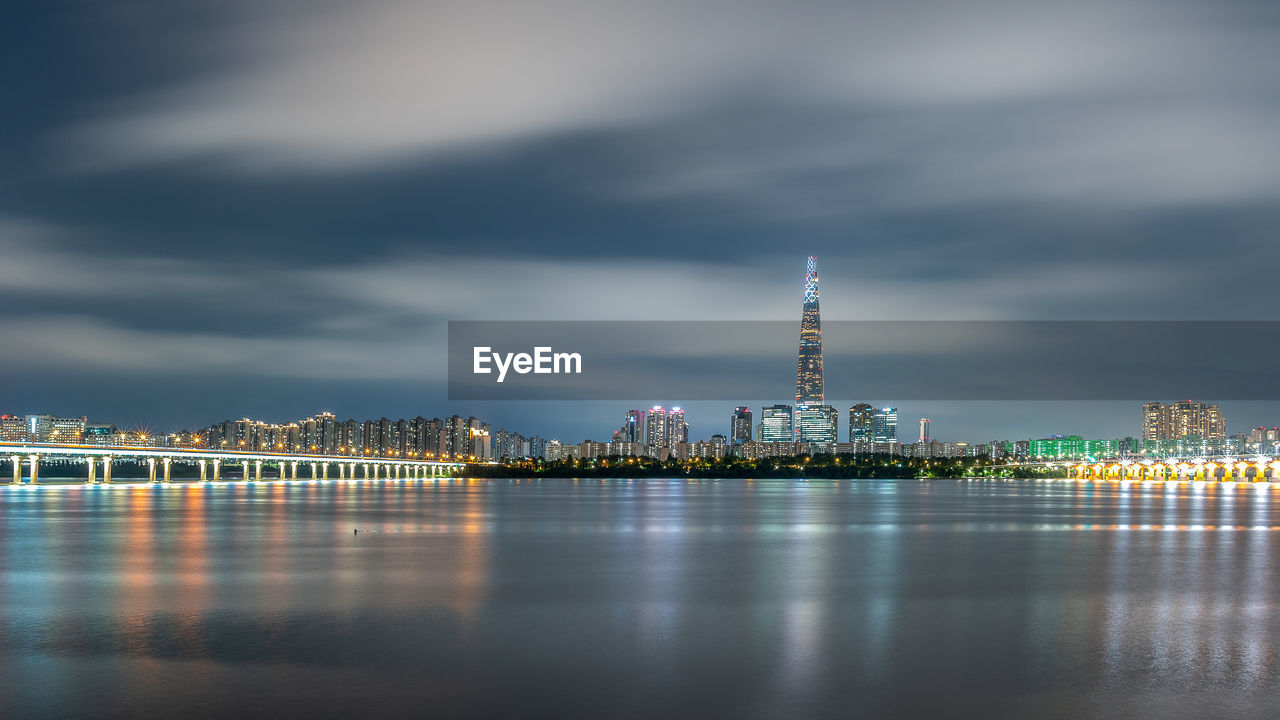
(6, 2), (1280, 717)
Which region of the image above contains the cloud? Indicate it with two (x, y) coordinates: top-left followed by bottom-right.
(57, 0), (1280, 211)
(0, 218), (1221, 384)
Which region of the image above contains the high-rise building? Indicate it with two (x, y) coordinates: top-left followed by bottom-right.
(1142, 401), (1226, 440)
(795, 256), (823, 407)
(620, 409), (646, 444)
(872, 407), (898, 442)
(646, 406), (668, 448)
(443, 415), (469, 459)
(795, 404), (838, 443)
(848, 403), (874, 442)
(761, 404), (794, 443)
(466, 417), (491, 460)
(730, 407), (752, 444)
(667, 407), (688, 447)
(338, 418), (362, 455)
(919, 418), (931, 443)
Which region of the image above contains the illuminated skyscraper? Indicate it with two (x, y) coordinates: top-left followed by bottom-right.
(761, 405), (794, 442)
(919, 418), (931, 443)
(795, 404), (838, 444)
(791, 256), (834, 443)
(646, 406), (668, 448)
(668, 407), (688, 447)
(730, 407), (753, 444)
(795, 256), (823, 406)
(873, 407), (898, 442)
(848, 403), (874, 442)
(621, 409), (646, 444)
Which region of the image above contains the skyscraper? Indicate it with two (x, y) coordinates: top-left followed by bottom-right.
(873, 407), (898, 442)
(646, 406), (668, 448)
(668, 407), (689, 447)
(849, 403), (874, 442)
(761, 405), (794, 443)
(620, 409), (646, 444)
(791, 256), (836, 442)
(919, 418), (931, 443)
(730, 407), (752, 444)
(795, 256), (823, 406)
(795, 404), (838, 444)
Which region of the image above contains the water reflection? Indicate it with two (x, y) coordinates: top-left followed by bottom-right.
(1, 478), (1278, 718)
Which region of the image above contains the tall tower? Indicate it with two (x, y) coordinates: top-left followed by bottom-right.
(795, 256), (823, 405)
(730, 407), (753, 444)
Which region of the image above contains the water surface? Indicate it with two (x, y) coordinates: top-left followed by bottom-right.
(1, 478), (1277, 719)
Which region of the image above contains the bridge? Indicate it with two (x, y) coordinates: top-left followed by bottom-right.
(1003, 456), (1280, 482)
(1, 442), (469, 484)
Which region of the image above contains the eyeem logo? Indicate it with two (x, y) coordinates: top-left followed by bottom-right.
(473, 346), (582, 383)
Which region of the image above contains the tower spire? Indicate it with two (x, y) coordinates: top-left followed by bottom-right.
(795, 255), (823, 405)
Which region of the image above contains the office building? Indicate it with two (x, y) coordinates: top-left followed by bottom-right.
(730, 407), (752, 444)
(761, 404), (794, 443)
(872, 407), (898, 442)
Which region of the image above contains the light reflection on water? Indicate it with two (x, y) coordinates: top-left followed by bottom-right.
(1, 478), (1278, 719)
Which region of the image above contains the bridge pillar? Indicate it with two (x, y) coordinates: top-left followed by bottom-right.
(243, 462), (250, 481)
(11, 455), (19, 484)
(28, 455), (39, 484)
(339, 463), (345, 479)
(212, 459), (220, 481)
(322, 463), (329, 480)
(103, 457), (112, 483)
(148, 458), (157, 483)
(288, 461), (296, 480)
(87, 457), (97, 484)
(362, 463), (369, 479)
(162, 458), (172, 483)
(394, 464), (400, 479)
(310, 462), (317, 480)
(199, 459), (207, 482)
(254, 460), (262, 481)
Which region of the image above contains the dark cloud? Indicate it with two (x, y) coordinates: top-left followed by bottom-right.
(3, 0), (1280, 441)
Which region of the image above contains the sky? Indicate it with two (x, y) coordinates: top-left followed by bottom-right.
(3, 0), (1280, 443)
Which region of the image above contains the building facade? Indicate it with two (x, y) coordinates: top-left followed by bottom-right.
(795, 404), (838, 444)
(730, 407), (752, 444)
(761, 404), (794, 443)
(1142, 401), (1226, 441)
(795, 255), (823, 407)
(872, 407), (898, 442)
(848, 403), (874, 442)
